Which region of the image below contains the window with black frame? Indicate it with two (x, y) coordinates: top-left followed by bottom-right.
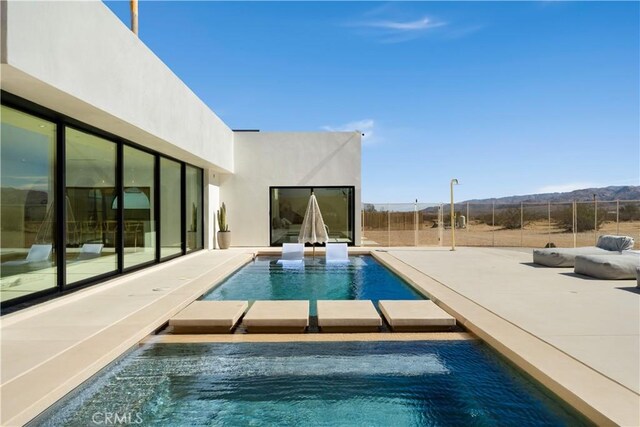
(0, 106), (58, 303)
(269, 187), (354, 246)
(1, 97), (206, 309)
(65, 127), (118, 285)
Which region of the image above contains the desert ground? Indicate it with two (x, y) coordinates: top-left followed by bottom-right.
(362, 220), (640, 249)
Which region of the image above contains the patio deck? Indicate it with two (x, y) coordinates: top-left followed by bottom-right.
(1, 247), (638, 426)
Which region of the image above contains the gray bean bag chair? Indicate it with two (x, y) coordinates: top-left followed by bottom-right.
(574, 252), (640, 280)
(533, 235), (635, 267)
(636, 267), (640, 288)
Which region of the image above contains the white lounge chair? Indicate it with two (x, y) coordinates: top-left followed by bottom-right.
(277, 243), (304, 267)
(2, 244), (52, 266)
(76, 243), (104, 261)
(326, 243), (349, 263)
(574, 252), (640, 280)
(533, 235), (635, 267)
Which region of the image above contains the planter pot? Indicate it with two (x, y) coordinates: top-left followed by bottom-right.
(217, 231), (231, 249)
(187, 231), (197, 250)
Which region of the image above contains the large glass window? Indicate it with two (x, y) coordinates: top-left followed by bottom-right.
(160, 158), (182, 258)
(315, 187), (354, 244)
(65, 128), (118, 284)
(185, 166), (203, 252)
(122, 146), (156, 269)
(1, 106), (57, 303)
(269, 187), (355, 246)
(1, 100), (206, 309)
(270, 188), (311, 245)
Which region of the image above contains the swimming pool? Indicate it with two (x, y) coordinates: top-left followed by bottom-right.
(202, 255), (424, 304)
(32, 341), (591, 426)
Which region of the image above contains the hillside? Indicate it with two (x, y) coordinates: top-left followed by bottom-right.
(461, 186), (640, 204)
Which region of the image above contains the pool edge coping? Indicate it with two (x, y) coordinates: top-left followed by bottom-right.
(370, 250), (638, 427)
(2, 247), (636, 426)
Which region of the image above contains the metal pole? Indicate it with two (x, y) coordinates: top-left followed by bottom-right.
(414, 199), (418, 247)
(466, 202), (469, 229)
(593, 194), (597, 244)
(130, 0), (139, 36)
(361, 209), (364, 246)
(520, 202), (524, 247)
(548, 201), (551, 246)
(438, 205), (443, 246)
(616, 200), (620, 235)
(387, 206), (390, 248)
(450, 179), (458, 251)
(573, 201), (577, 248)
(492, 201), (495, 247)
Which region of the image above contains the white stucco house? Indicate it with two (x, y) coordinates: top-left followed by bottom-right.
(0, 0), (361, 308)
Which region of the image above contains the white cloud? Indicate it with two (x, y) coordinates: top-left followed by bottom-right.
(323, 119), (377, 144)
(346, 13), (447, 43)
(537, 182), (600, 194)
(363, 17), (446, 32)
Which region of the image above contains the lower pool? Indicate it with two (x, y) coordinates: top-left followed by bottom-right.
(32, 341), (591, 426)
(202, 255), (423, 304)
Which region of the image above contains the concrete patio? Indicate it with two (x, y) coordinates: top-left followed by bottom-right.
(1, 247), (638, 426)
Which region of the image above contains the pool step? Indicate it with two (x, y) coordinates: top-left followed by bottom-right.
(169, 301), (249, 334)
(169, 300), (456, 334)
(379, 300), (456, 332)
(243, 300), (310, 333)
(317, 300), (382, 332)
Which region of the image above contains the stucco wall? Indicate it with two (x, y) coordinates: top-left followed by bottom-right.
(1, 0), (233, 173)
(220, 132), (362, 247)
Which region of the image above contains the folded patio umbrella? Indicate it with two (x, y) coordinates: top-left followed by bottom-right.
(298, 192), (329, 257)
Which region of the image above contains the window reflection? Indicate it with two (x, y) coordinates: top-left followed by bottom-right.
(185, 166), (202, 252)
(160, 158), (182, 258)
(270, 187), (354, 246)
(0, 106), (57, 302)
(65, 128), (117, 284)
(122, 146), (156, 268)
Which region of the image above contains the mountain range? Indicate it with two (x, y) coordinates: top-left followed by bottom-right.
(461, 186), (640, 204)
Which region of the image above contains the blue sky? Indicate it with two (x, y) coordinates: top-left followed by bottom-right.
(104, 1), (639, 203)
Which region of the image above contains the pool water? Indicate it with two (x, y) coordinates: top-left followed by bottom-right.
(202, 256), (424, 308)
(32, 341), (592, 426)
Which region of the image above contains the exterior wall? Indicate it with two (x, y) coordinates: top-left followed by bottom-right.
(205, 171), (221, 250)
(221, 132), (362, 247)
(1, 0), (233, 173)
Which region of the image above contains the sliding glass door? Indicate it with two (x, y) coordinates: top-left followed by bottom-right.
(1, 106), (57, 303)
(269, 186), (355, 246)
(160, 158), (182, 259)
(123, 146), (156, 269)
(65, 128), (118, 285)
(1, 96), (207, 309)
(185, 165), (203, 252)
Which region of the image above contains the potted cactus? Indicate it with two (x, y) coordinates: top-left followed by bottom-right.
(217, 202), (231, 249)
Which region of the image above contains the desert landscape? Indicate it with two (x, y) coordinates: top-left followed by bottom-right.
(362, 200), (640, 249)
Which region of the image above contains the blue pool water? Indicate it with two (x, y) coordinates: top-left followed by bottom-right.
(32, 341), (591, 426)
(202, 256), (424, 308)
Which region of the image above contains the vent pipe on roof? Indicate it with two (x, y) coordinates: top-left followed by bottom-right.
(130, 0), (139, 36)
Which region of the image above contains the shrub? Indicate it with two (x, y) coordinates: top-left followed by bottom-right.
(555, 204), (606, 232)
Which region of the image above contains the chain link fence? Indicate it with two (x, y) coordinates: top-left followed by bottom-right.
(361, 200), (640, 249)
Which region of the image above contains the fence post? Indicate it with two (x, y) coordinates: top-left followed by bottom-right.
(414, 199), (418, 247)
(387, 205), (391, 248)
(361, 209), (364, 246)
(520, 202), (524, 247)
(438, 204), (443, 246)
(572, 200), (578, 248)
(548, 201), (551, 246)
(466, 203), (470, 246)
(492, 201), (495, 247)
(594, 195), (598, 245)
(616, 200), (620, 235)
